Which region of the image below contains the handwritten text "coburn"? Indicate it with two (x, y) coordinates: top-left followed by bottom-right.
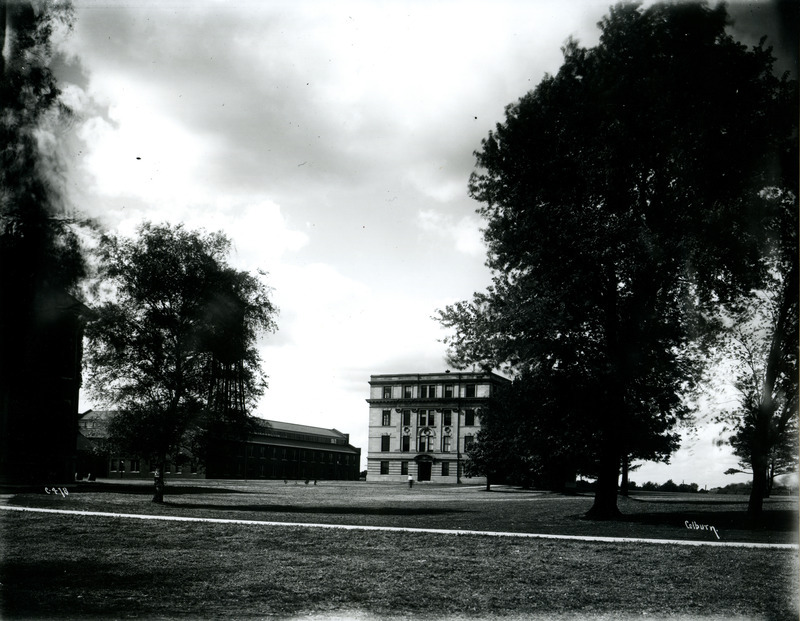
(685, 520), (719, 539)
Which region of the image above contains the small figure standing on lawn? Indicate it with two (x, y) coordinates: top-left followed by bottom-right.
(408, 475), (413, 489)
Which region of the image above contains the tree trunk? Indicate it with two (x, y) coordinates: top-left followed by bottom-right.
(748, 413), (770, 518)
(153, 459), (166, 503)
(748, 457), (768, 518)
(620, 455), (629, 497)
(765, 460), (774, 498)
(587, 446), (622, 520)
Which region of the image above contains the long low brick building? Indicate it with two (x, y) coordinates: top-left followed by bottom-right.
(77, 411), (361, 482)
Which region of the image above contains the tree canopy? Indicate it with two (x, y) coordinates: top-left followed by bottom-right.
(85, 222), (277, 501)
(438, 2), (797, 519)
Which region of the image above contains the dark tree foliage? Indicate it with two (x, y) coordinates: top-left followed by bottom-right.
(0, 1), (89, 483)
(465, 367), (599, 491)
(85, 223), (277, 502)
(438, 2), (796, 519)
(0, 1), (82, 294)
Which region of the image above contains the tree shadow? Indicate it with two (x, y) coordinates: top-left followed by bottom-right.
(69, 481), (249, 495)
(1, 559), (171, 618)
(164, 502), (468, 517)
(621, 508), (798, 533)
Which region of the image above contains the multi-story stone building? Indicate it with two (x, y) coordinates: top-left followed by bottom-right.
(366, 371), (510, 483)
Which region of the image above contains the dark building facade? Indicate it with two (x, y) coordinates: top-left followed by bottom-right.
(206, 419), (361, 481)
(77, 412), (361, 482)
(0, 290), (92, 486)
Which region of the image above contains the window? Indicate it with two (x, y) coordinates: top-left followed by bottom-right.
(418, 410), (434, 426)
(465, 409), (475, 426)
(131, 459), (140, 472)
(401, 435), (410, 452)
(383, 386), (392, 399)
(442, 462), (450, 476)
(418, 434), (434, 452)
(381, 435), (391, 452)
(443, 409), (452, 426)
(442, 436), (451, 453)
(402, 409), (411, 426)
(380, 461), (389, 475)
(464, 435), (475, 450)
(403, 385), (413, 398)
(444, 384), (454, 398)
(382, 410), (391, 426)
(465, 384), (476, 398)
(401, 461), (408, 475)
(419, 384), (436, 398)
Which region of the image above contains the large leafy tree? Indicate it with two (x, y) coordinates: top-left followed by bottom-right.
(438, 2), (796, 519)
(85, 223), (277, 502)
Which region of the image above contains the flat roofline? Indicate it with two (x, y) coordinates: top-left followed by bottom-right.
(368, 371), (510, 384)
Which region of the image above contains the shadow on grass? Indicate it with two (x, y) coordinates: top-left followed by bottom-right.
(164, 502), (469, 517)
(1, 559), (166, 618)
(627, 495), (758, 506)
(621, 509), (798, 532)
(68, 482), (248, 495)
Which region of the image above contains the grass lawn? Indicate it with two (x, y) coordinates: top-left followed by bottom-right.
(1, 480), (798, 619)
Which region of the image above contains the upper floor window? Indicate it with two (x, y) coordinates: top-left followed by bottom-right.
(444, 384), (454, 398)
(442, 436), (452, 453)
(403, 385), (413, 399)
(381, 435), (391, 452)
(464, 435), (475, 450)
(442, 409), (452, 426)
(382, 386), (392, 399)
(401, 435), (410, 452)
(418, 434), (434, 452)
(382, 410), (391, 426)
(402, 409), (411, 426)
(419, 384), (436, 399)
(418, 410), (434, 426)
(465, 384), (476, 398)
(464, 409), (476, 426)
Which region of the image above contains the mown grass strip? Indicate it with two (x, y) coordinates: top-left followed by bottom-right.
(2, 504), (796, 549)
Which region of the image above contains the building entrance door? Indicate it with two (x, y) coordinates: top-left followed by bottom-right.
(418, 461), (431, 481)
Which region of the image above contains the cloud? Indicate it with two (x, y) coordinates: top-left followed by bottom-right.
(417, 209), (485, 257)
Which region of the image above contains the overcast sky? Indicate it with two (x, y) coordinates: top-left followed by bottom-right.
(59, 0), (795, 488)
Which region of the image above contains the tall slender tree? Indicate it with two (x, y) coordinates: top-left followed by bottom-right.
(717, 187), (798, 515)
(438, 2), (796, 518)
